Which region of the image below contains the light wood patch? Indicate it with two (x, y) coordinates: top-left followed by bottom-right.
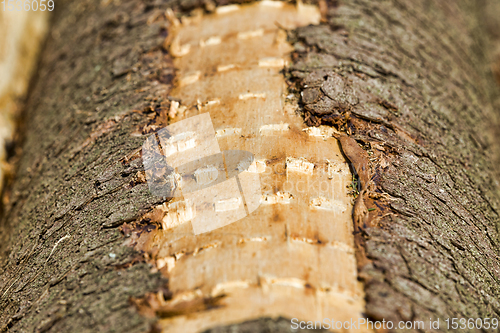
(134, 2), (370, 332)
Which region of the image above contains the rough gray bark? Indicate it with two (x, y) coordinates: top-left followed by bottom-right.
(0, 0), (499, 333)
(286, 0), (500, 331)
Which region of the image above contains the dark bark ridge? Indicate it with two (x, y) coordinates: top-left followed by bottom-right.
(286, 0), (500, 331)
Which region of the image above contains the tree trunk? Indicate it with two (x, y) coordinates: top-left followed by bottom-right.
(1, 0), (500, 332)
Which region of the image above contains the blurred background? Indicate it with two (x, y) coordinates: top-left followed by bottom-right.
(0, 9), (48, 201)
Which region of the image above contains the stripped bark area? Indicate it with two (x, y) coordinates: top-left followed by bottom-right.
(127, 3), (370, 332)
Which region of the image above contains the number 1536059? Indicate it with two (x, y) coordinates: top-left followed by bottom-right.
(2, 0), (54, 11)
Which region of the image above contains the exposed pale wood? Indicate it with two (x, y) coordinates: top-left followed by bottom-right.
(130, 3), (369, 332)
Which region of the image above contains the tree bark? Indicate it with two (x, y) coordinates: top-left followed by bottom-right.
(1, 0), (500, 332)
